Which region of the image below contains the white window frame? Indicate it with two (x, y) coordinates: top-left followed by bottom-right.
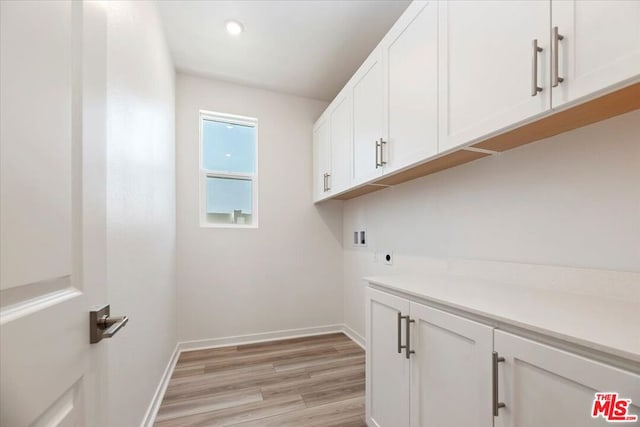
(199, 110), (259, 228)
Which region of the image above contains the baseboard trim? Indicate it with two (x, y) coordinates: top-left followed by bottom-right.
(140, 342), (180, 427)
(341, 323), (365, 349)
(178, 324), (344, 352)
(140, 323), (367, 426)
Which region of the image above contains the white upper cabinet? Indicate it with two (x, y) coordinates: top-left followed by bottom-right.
(313, 90), (352, 202)
(382, 0), (439, 173)
(551, 1), (640, 108)
(313, 0), (640, 200)
(438, 0), (551, 152)
(312, 118), (330, 201)
(352, 47), (385, 185)
(329, 91), (352, 194)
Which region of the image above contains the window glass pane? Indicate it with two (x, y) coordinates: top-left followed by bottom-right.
(202, 119), (255, 173)
(206, 176), (253, 225)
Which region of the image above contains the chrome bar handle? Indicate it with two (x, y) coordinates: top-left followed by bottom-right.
(552, 27), (564, 87)
(493, 351), (506, 416)
(531, 39), (543, 96)
(397, 312), (406, 353)
(379, 138), (387, 166)
(375, 140), (381, 168)
(405, 317), (415, 359)
(326, 173), (331, 191)
(102, 316), (129, 338)
(322, 173), (327, 192)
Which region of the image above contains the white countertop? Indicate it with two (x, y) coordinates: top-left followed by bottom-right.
(365, 274), (640, 363)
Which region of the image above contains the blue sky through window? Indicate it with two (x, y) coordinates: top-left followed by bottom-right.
(202, 119), (255, 173)
(206, 176), (252, 214)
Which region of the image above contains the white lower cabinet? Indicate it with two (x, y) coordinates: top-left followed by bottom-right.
(366, 288), (411, 427)
(410, 302), (494, 427)
(366, 289), (494, 427)
(367, 287), (640, 427)
(494, 330), (640, 427)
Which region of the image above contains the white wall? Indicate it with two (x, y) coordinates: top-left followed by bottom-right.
(106, 2), (176, 426)
(176, 73), (343, 342)
(344, 110), (640, 338)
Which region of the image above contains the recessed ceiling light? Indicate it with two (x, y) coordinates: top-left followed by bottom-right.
(225, 153), (232, 157)
(226, 125), (234, 129)
(226, 20), (244, 36)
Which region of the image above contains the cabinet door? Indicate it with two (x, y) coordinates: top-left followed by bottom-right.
(366, 288), (411, 427)
(409, 302), (494, 427)
(312, 119), (330, 202)
(438, 0), (551, 152)
(329, 92), (352, 194)
(353, 48), (385, 185)
(494, 331), (640, 427)
(552, 1), (640, 108)
(383, 0), (438, 173)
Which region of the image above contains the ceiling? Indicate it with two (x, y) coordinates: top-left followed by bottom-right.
(156, 0), (411, 101)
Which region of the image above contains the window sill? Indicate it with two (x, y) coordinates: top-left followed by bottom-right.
(199, 222), (259, 229)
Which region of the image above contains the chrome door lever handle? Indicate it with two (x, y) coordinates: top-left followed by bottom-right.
(90, 304), (129, 343)
(100, 315), (129, 338)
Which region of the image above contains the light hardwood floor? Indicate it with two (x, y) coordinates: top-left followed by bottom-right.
(154, 333), (366, 426)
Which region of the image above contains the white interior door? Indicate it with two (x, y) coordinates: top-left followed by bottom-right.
(1, 1), (109, 426)
(552, 0), (640, 108)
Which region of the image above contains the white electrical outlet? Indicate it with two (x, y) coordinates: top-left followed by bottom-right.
(383, 251), (393, 265)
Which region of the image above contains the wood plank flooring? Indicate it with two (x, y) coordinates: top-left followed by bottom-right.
(155, 333), (366, 426)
